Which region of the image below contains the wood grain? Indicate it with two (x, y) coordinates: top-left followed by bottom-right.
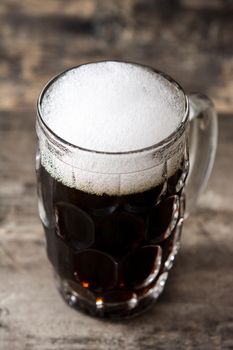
(0, 0), (233, 113)
(0, 1), (233, 349)
(0, 115), (233, 350)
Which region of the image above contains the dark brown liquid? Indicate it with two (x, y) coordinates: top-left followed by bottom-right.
(37, 158), (188, 311)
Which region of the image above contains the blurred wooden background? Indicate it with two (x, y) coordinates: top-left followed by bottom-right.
(0, 1), (233, 349)
(0, 0), (233, 113)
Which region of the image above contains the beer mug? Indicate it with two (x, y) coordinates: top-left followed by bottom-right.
(36, 61), (218, 318)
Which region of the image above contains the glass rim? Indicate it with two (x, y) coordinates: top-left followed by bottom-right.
(37, 60), (189, 156)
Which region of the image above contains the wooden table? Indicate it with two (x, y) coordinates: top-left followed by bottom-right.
(0, 1), (233, 349)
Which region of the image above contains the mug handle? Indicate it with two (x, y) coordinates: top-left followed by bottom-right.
(185, 93), (218, 216)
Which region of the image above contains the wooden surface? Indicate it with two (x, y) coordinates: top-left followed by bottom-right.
(0, 1), (233, 349)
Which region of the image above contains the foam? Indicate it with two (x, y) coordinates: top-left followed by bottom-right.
(40, 62), (185, 152)
(38, 61), (186, 195)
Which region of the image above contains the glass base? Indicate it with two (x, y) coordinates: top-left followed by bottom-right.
(54, 271), (168, 319)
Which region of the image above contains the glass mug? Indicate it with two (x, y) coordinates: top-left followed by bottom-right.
(36, 61), (218, 318)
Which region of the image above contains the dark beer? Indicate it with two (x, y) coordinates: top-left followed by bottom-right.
(36, 61), (191, 318)
(37, 155), (188, 318)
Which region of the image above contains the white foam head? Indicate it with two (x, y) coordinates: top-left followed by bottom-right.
(38, 61), (187, 195)
(40, 61), (185, 152)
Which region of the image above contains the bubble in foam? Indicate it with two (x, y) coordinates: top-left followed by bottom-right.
(40, 61), (185, 153)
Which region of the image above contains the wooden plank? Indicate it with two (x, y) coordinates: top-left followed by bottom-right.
(0, 114), (232, 349)
(0, 0), (232, 112)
